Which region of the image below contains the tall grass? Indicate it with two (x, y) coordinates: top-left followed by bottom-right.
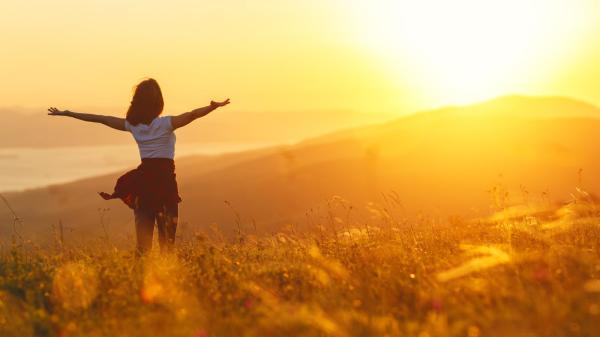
(0, 191), (599, 337)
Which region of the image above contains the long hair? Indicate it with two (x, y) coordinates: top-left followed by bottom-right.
(126, 78), (164, 126)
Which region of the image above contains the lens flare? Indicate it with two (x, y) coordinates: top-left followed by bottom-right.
(52, 261), (98, 310)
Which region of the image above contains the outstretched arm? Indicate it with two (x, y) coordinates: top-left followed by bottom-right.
(171, 99), (230, 130)
(47, 107), (127, 131)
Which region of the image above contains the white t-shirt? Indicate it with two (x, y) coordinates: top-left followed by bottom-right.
(125, 116), (176, 159)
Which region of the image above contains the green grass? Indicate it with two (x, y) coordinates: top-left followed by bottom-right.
(1, 192), (599, 337)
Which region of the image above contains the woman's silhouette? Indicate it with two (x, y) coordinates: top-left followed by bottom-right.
(48, 78), (230, 254)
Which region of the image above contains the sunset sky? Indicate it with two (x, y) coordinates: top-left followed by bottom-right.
(1, 0), (599, 119)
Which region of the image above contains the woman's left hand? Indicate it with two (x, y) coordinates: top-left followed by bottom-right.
(210, 99), (230, 108)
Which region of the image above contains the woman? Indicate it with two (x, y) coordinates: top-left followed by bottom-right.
(48, 78), (230, 254)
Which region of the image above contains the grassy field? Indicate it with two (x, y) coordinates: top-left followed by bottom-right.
(1, 190), (599, 337)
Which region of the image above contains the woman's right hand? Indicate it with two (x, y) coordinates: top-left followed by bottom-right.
(47, 107), (72, 116)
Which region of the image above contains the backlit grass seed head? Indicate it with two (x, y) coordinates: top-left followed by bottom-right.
(308, 245), (323, 259)
(307, 245), (349, 282)
(436, 244), (510, 282)
(242, 281), (279, 308)
(267, 304), (344, 337)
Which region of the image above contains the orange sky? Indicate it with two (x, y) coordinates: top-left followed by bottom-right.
(1, 0), (599, 120)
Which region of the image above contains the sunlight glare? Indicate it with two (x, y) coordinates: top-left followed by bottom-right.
(345, 0), (594, 104)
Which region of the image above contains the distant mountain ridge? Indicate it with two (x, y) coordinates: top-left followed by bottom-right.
(300, 95), (600, 147)
(454, 95), (600, 118)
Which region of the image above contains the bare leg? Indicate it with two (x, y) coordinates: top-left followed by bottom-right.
(157, 203), (178, 253)
(134, 207), (155, 256)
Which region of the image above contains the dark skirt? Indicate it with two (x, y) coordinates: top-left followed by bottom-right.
(99, 158), (182, 212)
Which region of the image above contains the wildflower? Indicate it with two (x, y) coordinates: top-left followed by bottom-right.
(533, 265), (550, 283)
(193, 329), (208, 337)
(431, 298), (443, 312)
(243, 296), (254, 309)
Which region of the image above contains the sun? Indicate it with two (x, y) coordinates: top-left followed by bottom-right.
(344, 0), (591, 105)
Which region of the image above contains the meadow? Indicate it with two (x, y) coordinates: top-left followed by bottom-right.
(3, 0), (600, 335)
(1, 188), (599, 337)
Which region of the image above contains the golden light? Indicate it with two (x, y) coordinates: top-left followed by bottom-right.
(140, 255), (183, 306)
(139, 254), (201, 322)
(345, 0), (595, 105)
(52, 262), (98, 310)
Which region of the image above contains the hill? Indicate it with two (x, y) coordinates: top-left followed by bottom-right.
(2, 95), (600, 242)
